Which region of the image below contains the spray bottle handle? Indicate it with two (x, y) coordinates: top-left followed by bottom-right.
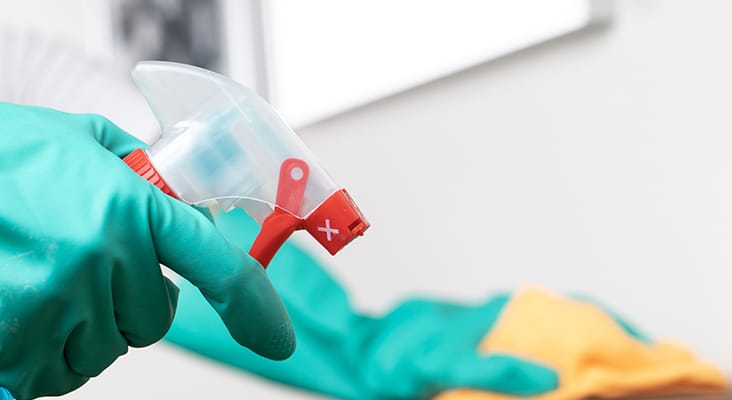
(248, 158), (310, 268)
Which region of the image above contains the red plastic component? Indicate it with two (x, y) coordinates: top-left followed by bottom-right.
(303, 189), (370, 255)
(275, 158), (309, 215)
(247, 158), (311, 268)
(248, 207), (302, 268)
(123, 148), (179, 199)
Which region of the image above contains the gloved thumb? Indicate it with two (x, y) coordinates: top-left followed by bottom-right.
(443, 353), (558, 396)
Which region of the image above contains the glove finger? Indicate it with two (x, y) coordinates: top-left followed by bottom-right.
(113, 261), (180, 348)
(442, 353), (558, 396)
(64, 318), (129, 377)
(65, 251), (177, 375)
(83, 113), (146, 157)
(147, 191), (295, 360)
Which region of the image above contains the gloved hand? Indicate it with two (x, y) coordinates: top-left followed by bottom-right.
(0, 103), (294, 399)
(166, 208), (559, 399)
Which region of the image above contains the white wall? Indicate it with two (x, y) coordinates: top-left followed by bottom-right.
(296, 0), (732, 374)
(2, 0), (731, 398)
(0, 0), (112, 59)
(0, 0), (86, 41)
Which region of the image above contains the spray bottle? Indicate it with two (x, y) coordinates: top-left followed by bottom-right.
(123, 61), (369, 267)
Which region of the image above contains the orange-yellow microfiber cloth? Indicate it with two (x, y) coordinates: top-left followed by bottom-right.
(436, 288), (728, 400)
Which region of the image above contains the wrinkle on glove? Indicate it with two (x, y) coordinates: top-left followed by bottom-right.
(436, 288), (728, 400)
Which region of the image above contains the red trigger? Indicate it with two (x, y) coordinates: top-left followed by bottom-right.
(248, 158), (309, 268)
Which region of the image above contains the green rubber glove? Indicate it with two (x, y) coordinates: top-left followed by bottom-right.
(0, 103), (294, 399)
(166, 208), (558, 399)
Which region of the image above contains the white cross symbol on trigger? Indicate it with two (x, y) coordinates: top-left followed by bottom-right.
(317, 219), (340, 242)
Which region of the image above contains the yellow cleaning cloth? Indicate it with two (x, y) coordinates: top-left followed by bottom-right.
(437, 288), (728, 400)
